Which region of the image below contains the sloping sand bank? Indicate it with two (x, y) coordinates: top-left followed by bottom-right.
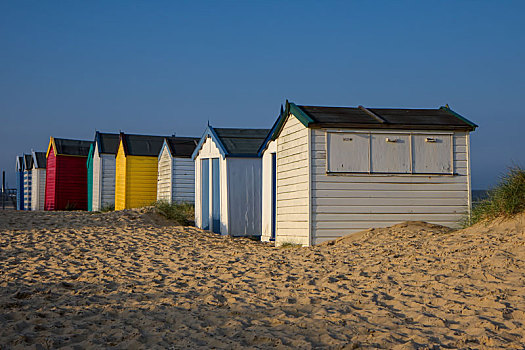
(1, 209), (524, 349)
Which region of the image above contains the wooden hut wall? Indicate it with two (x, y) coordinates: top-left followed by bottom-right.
(16, 158), (24, 210)
(157, 144), (172, 203)
(225, 157), (262, 236)
(31, 168), (46, 211)
(261, 139), (277, 242)
(44, 148), (57, 211)
(87, 144), (94, 211)
(92, 147), (117, 211)
(45, 146), (89, 211)
(114, 141), (127, 210)
(172, 158), (195, 203)
(115, 139), (158, 210)
(194, 137), (229, 234)
(23, 168), (32, 211)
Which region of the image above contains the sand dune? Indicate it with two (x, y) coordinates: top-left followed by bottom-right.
(1, 209), (524, 349)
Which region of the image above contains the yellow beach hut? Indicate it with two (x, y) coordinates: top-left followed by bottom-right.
(115, 133), (169, 210)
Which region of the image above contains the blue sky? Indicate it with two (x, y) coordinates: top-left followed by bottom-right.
(1, 1), (524, 189)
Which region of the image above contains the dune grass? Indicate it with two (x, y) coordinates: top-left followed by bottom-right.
(154, 200), (195, 226)
(465, 166), (525, 226)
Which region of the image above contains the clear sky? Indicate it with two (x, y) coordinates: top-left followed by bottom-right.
(1, 1), (524, 189)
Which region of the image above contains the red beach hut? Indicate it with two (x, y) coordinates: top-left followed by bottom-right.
(44, 137), (93, 211)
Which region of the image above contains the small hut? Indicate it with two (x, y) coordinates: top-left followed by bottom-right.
(31, 151), (47, 211)
(115, 133), (167, 210)
(157, 137), (199, 204)
(15, 156), (24, 210)
(23, 154), (33, 211)
(44, 137), (92, 211)
(192, 126), (269, 236)
(87, 132), (120, 211)
(261, 101), (477, 246)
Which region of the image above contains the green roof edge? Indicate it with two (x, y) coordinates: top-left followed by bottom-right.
(440, 106), (478, 130)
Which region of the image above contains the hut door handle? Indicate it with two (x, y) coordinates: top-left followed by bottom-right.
(385, 138), (398, 143)
(425, 137), (437, 143)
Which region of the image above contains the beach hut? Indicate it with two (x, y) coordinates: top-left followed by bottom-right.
(192, 126), (270, 236)
(115, 133), (168, 210)
(260, 101), (477, 246)
(44, 137), (92, 211)
(31, 151), (47, 211)
(23, 154), (33, 210)
(87, 132), (120, 211)
(157, 137), (199, 204)
(15, 156), (24, 210)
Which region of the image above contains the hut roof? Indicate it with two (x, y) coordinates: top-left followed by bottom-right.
(32, 151), (47, 169)
(23, 154), (33, 170)
(268, 101), (477, 142)
(164, 137), (199, 158)
(47, 137), (92, 157)
(213, 128), (270, 155)
(119, 133), (166, 157)
(192, 126), (271, 159)
(95, 132), (120, 154)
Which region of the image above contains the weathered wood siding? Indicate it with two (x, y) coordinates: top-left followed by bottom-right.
(172, 158), (195, 203)
(157, 145), (172, 203)
(194, 137), (228, 234)
(310, 129), (470, 245)
(226, 157), (262, 236)
(275, 115), (310, 246)
(91, 147), (99, 211)
(92, 148), (116, 211)
(44, 149), (57, 211)
(31, 168), (46, 210)
(24, 171), (32, 210)
(114, 142), (127, 210)
(124, 155), (158, 209)
(261, 140), (276, 242)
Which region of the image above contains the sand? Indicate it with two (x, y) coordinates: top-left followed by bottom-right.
(1, 209), (524, 349)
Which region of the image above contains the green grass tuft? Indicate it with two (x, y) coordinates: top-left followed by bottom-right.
(154, 200), (195, 226)
(279, 242), (303, 249)
(100, 203), (115, 212)
(464, 166), (525, 227)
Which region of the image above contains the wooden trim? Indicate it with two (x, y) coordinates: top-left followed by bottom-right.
(307, 128), (313, 246)
(466, 133), (472, 218)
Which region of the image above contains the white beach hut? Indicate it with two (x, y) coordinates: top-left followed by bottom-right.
(192, 126), (269, 236)
(261, 101), (477, 246)
(89, 132), (119, 211)
(31, 151), (47, 211)
(23, 154), (33, 211)
(157, 137), (199, 203)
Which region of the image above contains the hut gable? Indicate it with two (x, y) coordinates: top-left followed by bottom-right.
(192, 126), (270, 160)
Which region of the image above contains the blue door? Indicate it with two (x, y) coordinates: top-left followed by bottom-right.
(271, 153), (277, 241)
(211, 158), (220, 234)
(201, 159), (209, 230)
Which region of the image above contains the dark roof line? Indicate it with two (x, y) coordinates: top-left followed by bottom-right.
(358, 105), (387, 124)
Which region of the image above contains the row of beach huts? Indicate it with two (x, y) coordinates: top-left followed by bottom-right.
(15, 101), (477, 246)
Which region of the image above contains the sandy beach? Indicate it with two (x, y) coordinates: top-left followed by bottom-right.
(1, 209), (524, 349)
